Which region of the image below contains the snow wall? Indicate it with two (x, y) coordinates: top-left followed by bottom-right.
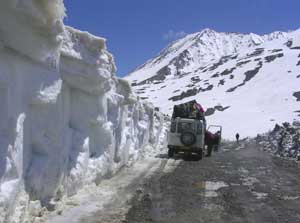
(0, 1), (167, 222)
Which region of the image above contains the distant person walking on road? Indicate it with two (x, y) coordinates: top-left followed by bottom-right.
(235, 133), (240, 143)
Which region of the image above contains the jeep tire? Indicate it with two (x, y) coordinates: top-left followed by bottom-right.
(197, 148), (203, 160)
(168, 147), (174, 158)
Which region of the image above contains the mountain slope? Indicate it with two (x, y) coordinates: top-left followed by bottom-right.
(125, 29), (300, 139)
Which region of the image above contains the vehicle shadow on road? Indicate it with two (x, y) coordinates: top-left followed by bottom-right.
(155, 153), (202, 161)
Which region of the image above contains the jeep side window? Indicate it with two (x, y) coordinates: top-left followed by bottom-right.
(197, 122), (202, 134)
(177, 123), (183, 133)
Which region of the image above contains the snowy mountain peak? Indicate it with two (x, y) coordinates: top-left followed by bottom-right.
(125, 28), (300, 139)
(263, 31), (288, 41)
(128, 29), (285, 84)
(199, 28), (217, 36)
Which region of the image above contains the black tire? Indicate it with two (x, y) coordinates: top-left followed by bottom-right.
(168, 148), (174, 158)
(197, 148), (203, 160)
(180, 131), (196, 146)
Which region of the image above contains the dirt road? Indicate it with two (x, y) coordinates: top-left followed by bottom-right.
(47, 142), (300, 223)
(125, 142), (300, 223)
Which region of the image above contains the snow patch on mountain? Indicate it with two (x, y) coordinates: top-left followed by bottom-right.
(126, 28), (300, 140)
(127, 29), (290, 84)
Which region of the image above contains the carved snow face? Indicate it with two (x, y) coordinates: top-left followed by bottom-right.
(0, 0), (65, 64)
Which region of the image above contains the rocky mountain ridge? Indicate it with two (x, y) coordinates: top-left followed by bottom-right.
(125, 28), (300, 139)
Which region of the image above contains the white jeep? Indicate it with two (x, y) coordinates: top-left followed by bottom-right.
(167, 117), (206, 159)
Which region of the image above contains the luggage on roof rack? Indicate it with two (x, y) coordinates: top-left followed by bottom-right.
(171, 100), (205, 120)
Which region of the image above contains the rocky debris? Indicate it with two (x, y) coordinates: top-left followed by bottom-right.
(264, 53), (284, 63)
(293, 91), (300, 101)
(245, 48), (264, 58)
(170, 50), (193, 74)
(204, 105), (230, 116)
(218, 79), (225, 86)
(192, 66), (204, 73)
(270, 49), (283, 53)
(226, 61), (263, 93)
(220, 67), (236, 76)
(256, 122), (300, 160)
(169, 84), (214, 102)
(200, 84), (213, 90)
(137, 66), (172, 86)
(199, 85), (213, 92)
(215, 105), (230, 111)
(211, 72), (220, 78)
(168, 88), (198, 102)
(205, 108), (216, 116)
(244, 61), (263, 82)
(178, 72), (192, 78)
(138, 49), (194, 87)
(131, 82), (138, 87)
(186, 83), (195, 88)
(286, 40), (300, 50)
(226, 83), (244, 93)
(190, 76), (201, 84)
(286, 40), (293, 48)
(236, 60), (251, 67)
(208, 55), (234, 71)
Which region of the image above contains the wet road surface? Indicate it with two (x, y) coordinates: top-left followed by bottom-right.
(124, 142), (300, 223)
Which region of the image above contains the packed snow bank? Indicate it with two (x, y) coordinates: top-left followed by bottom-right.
(0, 3), (167, 223)
(0, 0), (65, 65)
(256, 121), (300, 160)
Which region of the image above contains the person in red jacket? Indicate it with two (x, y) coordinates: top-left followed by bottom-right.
(205, 131), (213, 157)
(194, 102), (204, 113)
(205, 131), (219, 157)
(193, 101), (206, 126)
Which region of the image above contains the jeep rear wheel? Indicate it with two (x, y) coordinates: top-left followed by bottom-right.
(168, 147), (174, 157)
(197, 148), (203, 160)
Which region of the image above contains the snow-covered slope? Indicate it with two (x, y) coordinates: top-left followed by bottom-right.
(0, 1), (166, 222)
(126, 28), (300, 139)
